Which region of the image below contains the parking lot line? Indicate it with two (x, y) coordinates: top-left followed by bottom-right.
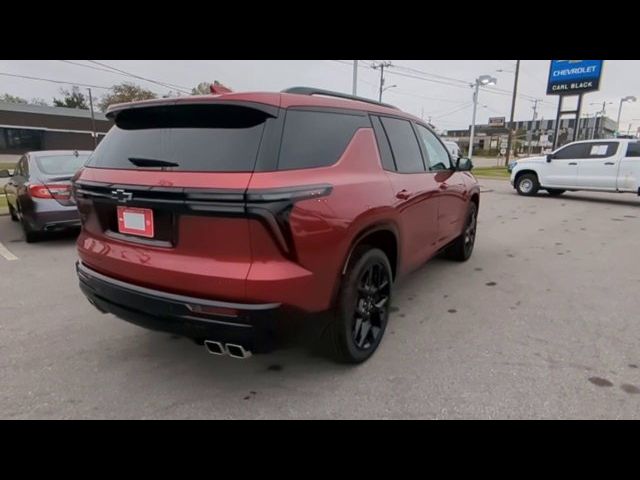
(0, 241), (18, 261)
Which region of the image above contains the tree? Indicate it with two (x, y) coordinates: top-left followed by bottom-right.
(0, 93), (28, 104)
(98, 82), (157, 112)
(53, 86), (88, 109)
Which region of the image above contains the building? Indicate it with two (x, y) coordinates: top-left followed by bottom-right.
(443, 116), (618, 156)
(0, 102), (113, 156)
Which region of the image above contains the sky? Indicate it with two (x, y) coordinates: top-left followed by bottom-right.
(1, 60), (639, 133)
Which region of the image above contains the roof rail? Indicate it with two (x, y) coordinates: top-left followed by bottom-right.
(282, 87), (399, 110)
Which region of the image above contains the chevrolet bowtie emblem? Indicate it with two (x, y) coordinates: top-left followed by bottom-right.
(111, 189), (133, 203)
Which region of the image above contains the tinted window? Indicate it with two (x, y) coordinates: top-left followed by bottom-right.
(380, 117), (425, 173)
(35, 154), (89, 175)
(86, 104), (270, 172)
(370, 115), (396, 171)
(278, 110), (368, 170)
(626, 142), (640, 157)
(416, 125), (452, 170)
(554, 143), (590, 159)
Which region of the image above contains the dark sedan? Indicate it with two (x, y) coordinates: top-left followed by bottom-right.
(1, 150), (91, 242)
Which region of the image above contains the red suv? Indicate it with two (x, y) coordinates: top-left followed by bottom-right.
(73, 87), (479, 363)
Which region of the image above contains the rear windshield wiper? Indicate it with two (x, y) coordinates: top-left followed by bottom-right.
(128, 157), (179, 168)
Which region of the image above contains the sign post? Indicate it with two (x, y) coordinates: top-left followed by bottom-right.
(547, 60), (603, 150)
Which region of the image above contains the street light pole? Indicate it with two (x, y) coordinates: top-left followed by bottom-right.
(468, 74), (497, 160)
(469, 81), (480, 160)
(616, 96), (637, 136)
(505, 60), (520, 166)
(352, 60), (358, 96)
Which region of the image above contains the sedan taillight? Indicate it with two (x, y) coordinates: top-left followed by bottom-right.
(29, 184), (72, 200)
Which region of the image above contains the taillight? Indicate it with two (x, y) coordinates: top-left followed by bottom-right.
(28, 184), (72, 200)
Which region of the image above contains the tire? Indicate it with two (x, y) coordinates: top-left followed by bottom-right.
(8, 203), (18, 221)
(515, 173), (540, 196)
(21, 217), (40, 243)
(325, 246), (392, 364)
(445, 202), (478, 262)
(546, 189), (565, 196)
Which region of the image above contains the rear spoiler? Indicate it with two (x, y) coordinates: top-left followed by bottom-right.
(105, 98), (279, 121)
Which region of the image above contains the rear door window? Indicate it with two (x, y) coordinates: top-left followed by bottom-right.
(379, 117), (425, 173)
(278, 109), (369, 170)
(86, 104), (271, 172)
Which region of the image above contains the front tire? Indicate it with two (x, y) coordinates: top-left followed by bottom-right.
(445, 202), (478, 262)
(326, 246), (392, 364)
(515, 173), (540, 196)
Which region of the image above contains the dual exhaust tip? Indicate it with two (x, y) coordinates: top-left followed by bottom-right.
(204, 340), (252, 359)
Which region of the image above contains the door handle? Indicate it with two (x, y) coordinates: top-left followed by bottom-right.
(439, 183), (449, 190)
(395, 189), (411, 200)
(604, 162), (615, 165)
(568, 162), (577, 165)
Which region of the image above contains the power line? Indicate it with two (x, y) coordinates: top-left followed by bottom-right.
(87, 60), (191, 94)
(0, 72), (111, 90)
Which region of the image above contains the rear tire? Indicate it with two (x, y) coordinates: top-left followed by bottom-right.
(21, 217), (40, 243)
(515, 173), (540, 196)
(325, 246), (392, 364)
(445, 202), (478, 262)
(546, 189), (565, 196)
(8, 203), (18, 221)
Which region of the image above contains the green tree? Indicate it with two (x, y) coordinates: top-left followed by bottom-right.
(0, 93), (28, 104)
(53, 86), (89, 109)
(98, 82), (157, 112)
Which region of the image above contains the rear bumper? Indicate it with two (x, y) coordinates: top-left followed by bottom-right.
(76, 261), (290, 353)
(27, 203), (80, 231)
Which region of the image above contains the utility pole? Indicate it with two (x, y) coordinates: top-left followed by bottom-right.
(372, 61), (392, 102)
(504, 60), (520, 166)
(87, 88), (97, 149)
(528, 99), (540, 155)
(352, 60), (358, 96)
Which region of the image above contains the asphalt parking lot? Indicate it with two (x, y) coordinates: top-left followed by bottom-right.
(1, 178), (640, 419)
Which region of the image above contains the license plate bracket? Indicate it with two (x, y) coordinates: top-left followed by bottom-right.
(117, 206), (154, 238)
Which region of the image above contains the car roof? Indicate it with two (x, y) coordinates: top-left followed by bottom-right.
(105, 91), (423, 123)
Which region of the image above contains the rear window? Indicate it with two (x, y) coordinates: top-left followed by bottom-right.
(86, 104), (270, 172)
(35, 154), (89, 175)
(277, 110), (369, 170)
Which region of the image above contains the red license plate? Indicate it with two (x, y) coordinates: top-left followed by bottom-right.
(117, 206), (154, 238)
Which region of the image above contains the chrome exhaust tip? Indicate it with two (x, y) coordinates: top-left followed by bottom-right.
(225, 343), (252, 359)
(204, 340), (225, 356)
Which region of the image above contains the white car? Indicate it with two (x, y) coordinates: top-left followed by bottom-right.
(443, 141), (461, 160)
(510, 139), (640, 196)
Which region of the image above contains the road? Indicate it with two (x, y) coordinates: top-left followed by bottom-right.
(1, 179), (640, 419)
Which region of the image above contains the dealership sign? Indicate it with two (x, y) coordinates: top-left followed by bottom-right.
(547, 60), (603, 95)
(489, 116), (506, 127)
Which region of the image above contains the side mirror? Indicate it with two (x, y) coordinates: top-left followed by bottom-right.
(546, 154), (553, 163)
(456, 157), (473, 172)
(0, 169), (10, 178)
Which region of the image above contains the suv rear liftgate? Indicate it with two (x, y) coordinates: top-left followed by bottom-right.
(75, 101), (331, 353)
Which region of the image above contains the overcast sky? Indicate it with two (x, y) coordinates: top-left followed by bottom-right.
(1, 60), (639, 132)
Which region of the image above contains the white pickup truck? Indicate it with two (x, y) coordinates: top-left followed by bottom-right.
(510, 139), (640, 197)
